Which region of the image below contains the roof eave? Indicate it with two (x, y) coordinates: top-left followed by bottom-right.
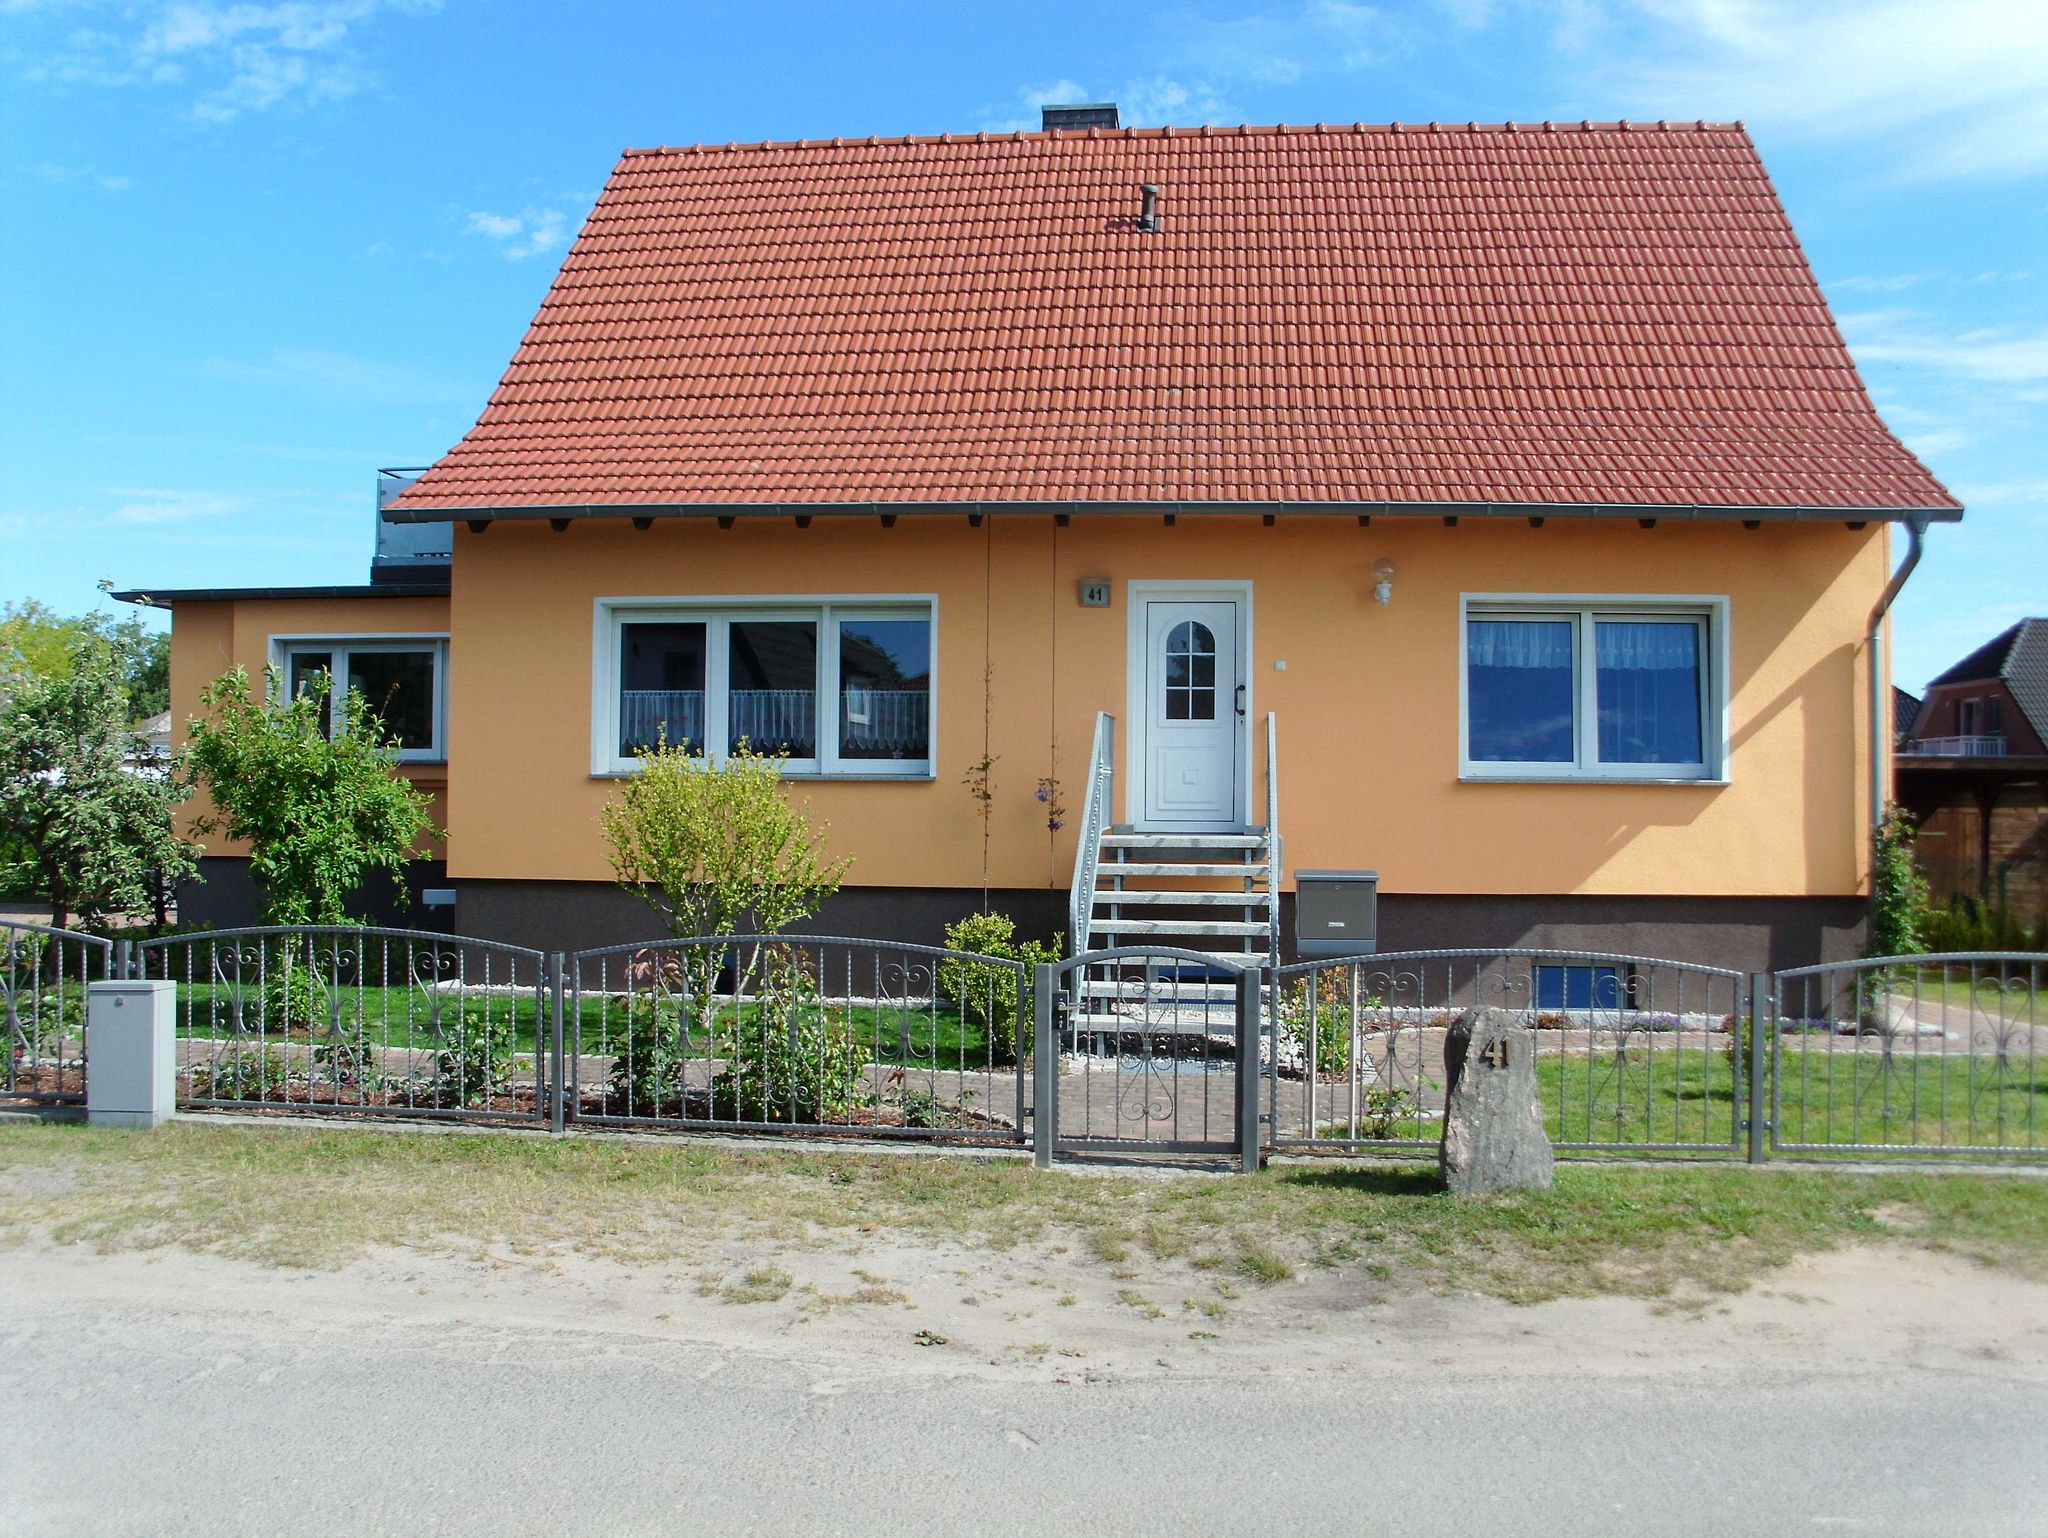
(382, 497), (1963, 526)
(109, 582), (452, 607)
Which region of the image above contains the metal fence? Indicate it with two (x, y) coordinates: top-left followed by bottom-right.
(37, 922), (2048, 1168)
(134, 927), (556, 1125)
(568, 934), (1028, 1142)
(1770, 953), (2044, 1158)
(1268, 949), (1751, 1157)
(2, 921), (111, 1104)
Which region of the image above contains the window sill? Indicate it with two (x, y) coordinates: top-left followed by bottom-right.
(589, 769), (937, 782)
(1459, 773), (1728, 787)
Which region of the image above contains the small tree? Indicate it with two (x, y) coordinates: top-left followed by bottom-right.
(602, 742), (851, 1032)
(1867, 802), (1929, 959)
(0, 643), (197, 932)
(184, 667), (438, 925)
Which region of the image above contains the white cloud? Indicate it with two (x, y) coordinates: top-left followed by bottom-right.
(201, 346), (470, 405)
(1841, 310), (2048, 385)
(103, 487), (247, 525)
(1950, 477), (2048, 507)
(15, 0), (441, 122)
(1826, 273), (1929, 295)
(1598, 0), (2048, 180)
(30, 160), (131, 191)
(465, 206), (571, 261)
(981, 73), (1235, 133)
(1125, 1), (2048, 180)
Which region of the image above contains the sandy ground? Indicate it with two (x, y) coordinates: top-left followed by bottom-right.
(7, 1220), (2046, 1391)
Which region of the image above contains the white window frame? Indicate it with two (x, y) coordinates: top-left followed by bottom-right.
(593, 595), (938, 779)
(269, 633), (449, 764)
(1458, 595), (1729, 784)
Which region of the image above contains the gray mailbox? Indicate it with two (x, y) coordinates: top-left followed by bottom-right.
(1293, 870), (1379, 958)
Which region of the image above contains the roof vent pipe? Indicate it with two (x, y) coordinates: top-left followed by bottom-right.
(1138, 183), (1160, 233)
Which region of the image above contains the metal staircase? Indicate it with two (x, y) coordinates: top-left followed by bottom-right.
(1065, 712), (1281, 1039)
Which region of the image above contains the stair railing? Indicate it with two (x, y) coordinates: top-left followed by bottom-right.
(1068, 712), (1115, 958)
(1263, 712), (1281, 965)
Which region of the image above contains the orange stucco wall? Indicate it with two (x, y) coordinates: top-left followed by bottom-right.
(168, 595), (452, 856)
(441, 516), (1885, 898)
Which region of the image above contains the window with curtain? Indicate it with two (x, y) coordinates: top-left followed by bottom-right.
(1464, 603), (1716, 779)
(608, 602), (933, 776)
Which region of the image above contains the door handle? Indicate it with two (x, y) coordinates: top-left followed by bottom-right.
(1234, 684), (1246, 718)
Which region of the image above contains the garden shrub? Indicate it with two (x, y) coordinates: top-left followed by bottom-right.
(1274, 970), (1368, 1078)
(1866, 803), (1929, 959)
(608, 987), (689, 1115)
(713, 944), (866, 1123)
(1922, 897), (2048, 954)
(191, 1046), (291, 1100)
(937, 911), (1060, 1063)
(434, 1003), (516, 1108)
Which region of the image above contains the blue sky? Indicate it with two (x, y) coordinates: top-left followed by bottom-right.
(2, 0), (2043, 690)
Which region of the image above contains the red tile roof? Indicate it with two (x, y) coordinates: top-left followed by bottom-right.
(391, 121), (1958, 519)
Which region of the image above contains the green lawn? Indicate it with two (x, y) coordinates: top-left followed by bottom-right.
(1, 1120), (2044, 1304)
(1311, 1044), (2048, 1156)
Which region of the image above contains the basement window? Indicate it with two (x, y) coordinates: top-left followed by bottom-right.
(1460, 597), (1726, 782)
(599, 599), (934, 778)
(275, 637), (447, 762)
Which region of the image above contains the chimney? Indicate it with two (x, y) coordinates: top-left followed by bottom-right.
(1040, 102), (1119, 132)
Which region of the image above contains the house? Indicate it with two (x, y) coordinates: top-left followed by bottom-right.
(1897, 619), (2048, 925)
(119, 107), (1961, 972)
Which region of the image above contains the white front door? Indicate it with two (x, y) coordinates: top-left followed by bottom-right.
(1137, 596), (1244, 828)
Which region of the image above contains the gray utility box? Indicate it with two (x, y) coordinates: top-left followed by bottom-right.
(1293, 870), (1379, 958)
(86, 980), (178, 1129)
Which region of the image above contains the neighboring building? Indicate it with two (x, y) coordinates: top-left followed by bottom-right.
(119, 109), (1961, 971)
(1892, 685), (1922, 748)
(1897, 619), (2048, 925)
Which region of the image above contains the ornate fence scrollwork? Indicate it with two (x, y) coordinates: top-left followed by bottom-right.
(1039, 947), (1259, 1161)
(1772, 953), (2045, 1157)
(0, 922), (109, 1104)
(138, 926), (550, 1124)
(566, 935), (1029, 1142)
(1268, 949), (1749, 1156)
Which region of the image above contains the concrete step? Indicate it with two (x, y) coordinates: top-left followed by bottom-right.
(1066, 1012), (1233, 1035)
(1077, 979), (1243, 1001)
(1100, 833), (1266, 851)
(1091, 889), (1273, 907)
(1094, 918), (1270, 938)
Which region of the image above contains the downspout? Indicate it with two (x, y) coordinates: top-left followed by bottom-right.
(1867, 516), (1929, 833)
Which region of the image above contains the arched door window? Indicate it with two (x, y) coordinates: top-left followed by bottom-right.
(1163, 620), (1217, 720)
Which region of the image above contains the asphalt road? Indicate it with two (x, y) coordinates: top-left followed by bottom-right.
(6, 1271), (2042, 1538)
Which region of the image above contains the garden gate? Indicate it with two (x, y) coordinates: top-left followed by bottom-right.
(1033, 947), (1261, 1169)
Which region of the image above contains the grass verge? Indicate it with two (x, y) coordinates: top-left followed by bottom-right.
(0, 1120), (2044, 1305)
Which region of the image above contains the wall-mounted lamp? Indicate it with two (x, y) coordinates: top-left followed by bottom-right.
(1371, 557), (1397, 606)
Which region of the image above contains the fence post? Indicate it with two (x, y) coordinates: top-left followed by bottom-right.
(547, 952), (568, 1136)
(1236, 968), (1263, 1174)
(1747, 971), (1772, 1164)
(112, 939), (130, 982)
(1033, 963), (1058, 1170)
